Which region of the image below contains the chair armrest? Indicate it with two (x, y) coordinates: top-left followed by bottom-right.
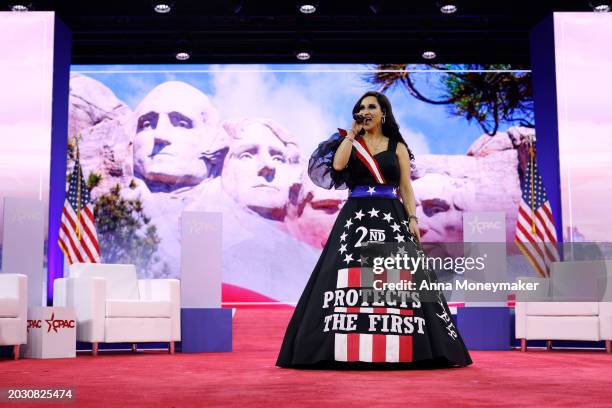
(600, 302), (612, 316)
(55, 277), (106, 343)
(53, 278), (68, 307)
(0, 274), (28, 344)
(138, 279), (181, 341)
(514, 276), (548, 339)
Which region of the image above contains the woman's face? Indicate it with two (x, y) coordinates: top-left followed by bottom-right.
(356, 95), (384, 132)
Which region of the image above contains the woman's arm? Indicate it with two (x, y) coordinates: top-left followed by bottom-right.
(332, 133), (355, 171)
(332, 120), (363, 171)
(396, 142), (420, 241)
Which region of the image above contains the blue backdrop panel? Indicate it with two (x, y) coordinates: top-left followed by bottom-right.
(47, 16), (72, 304)
(530, 15), (564, 248)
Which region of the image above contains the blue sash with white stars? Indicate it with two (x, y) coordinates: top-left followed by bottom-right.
(349, 185), (399, 199)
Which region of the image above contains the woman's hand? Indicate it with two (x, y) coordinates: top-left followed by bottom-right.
(333, 120), (359, 171)
(409, 218), (420, 242)
(348, 119), (363, 140)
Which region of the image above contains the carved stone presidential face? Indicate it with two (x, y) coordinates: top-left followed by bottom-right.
(221, 120), (301, 220)
(132, 81), (226, 189)
(412, 173), (474, 243)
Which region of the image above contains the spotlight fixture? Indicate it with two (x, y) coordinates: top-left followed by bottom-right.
(369, 1), (382, 14)
(175, 51), (190, 61)
(230, 1), (244, 14)
(589, 1), (611, 12)
(294, 38), (313, 61)
(10, 4), (29, 11)
(153, 3), (171, 13)
(422, 51), (437, 60)
(299, 4), (316, 14)
(174, 38), (192, 61)
(440, 3), (458, 14)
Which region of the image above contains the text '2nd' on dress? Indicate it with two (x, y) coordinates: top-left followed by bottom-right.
(276, 132), (473, 368)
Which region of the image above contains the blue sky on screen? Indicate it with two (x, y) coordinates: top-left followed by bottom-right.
(72, 64), (528, 155)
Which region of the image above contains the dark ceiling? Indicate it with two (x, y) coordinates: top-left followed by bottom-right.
(2, 0), (605, 65)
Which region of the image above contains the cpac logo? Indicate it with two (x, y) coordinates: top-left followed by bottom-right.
(45, 313), (75, 333)
(468, 216), (502, 234)
(11, 211), (41, 224)
(27, 315), (75, 332)
(187, 219), (218, 234)
(27, 320), (42, 331)
(44, 313), (75, 333)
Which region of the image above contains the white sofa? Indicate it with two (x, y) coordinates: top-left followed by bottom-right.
(515, 260), (612, 353)
(0, 273), (27, 360)
(53, 263), (180, 355)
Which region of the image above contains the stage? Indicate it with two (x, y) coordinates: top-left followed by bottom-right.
(1, 309), (611, 407)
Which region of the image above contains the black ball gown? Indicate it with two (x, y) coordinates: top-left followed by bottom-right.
(276, 132), (472, 368)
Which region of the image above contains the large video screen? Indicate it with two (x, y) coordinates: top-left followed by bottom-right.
(0, 12), (55, 273)
(554, 13), (612, 243)
(68, 64), (532, 304)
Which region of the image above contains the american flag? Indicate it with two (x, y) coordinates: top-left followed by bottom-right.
(333, 267), (414, 362)
(514, 142), (560, 277)
(58, 153), (101, 264)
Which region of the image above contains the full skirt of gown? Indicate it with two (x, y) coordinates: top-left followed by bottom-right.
(276, 194), (473, 368)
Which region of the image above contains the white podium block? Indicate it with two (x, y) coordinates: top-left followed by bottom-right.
(2, 197), (46, 307)
(24, 307), (76, 359)
(462, 211), (507, 305)
(181, 211), (222, 308)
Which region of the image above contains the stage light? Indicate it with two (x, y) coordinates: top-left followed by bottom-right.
(175, 51), (191, 61)
(299, 4), (316, 14)
(294, 38), (313, 61)
(10, 4), (29, 11)
(230, 1), (244, 14)
(153, 3), (171, 13)
(440, 3), (458, 14)
(422, 51), (437, 60)
(589, 1), (611, 12)
(369, 2), (382, 14)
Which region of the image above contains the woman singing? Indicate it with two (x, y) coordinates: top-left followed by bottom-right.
(276, 91), (472, 368)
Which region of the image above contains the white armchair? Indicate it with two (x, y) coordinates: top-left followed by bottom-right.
(0, 273), (27, 360)
(515, 260), (612, 353)
(53, 263), (180, 355)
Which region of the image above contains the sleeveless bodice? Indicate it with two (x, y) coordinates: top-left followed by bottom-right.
(348, 136), (400, 187)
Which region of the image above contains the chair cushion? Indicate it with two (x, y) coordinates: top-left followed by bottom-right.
(0, 298), (19, 317)
(70, 263), (139, 300)
(525, 315), (600, 341)
(526, 302), (598, 316)
(106, 300), (171, 318)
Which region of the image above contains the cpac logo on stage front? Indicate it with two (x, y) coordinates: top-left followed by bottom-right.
(28, 314), (75, 333)
(27, 319), (42, 332)
(467, 216), (502, 234)
(45, 313), (75, 333)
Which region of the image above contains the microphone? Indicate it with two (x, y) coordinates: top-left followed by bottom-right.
(352, 113), (366, 136)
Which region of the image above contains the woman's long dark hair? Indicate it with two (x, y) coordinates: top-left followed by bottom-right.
(352, 90), (416, 164)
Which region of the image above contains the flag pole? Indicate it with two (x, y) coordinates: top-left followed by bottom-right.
(75, 134), (82, 241)
(528, 134), (536, 235)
